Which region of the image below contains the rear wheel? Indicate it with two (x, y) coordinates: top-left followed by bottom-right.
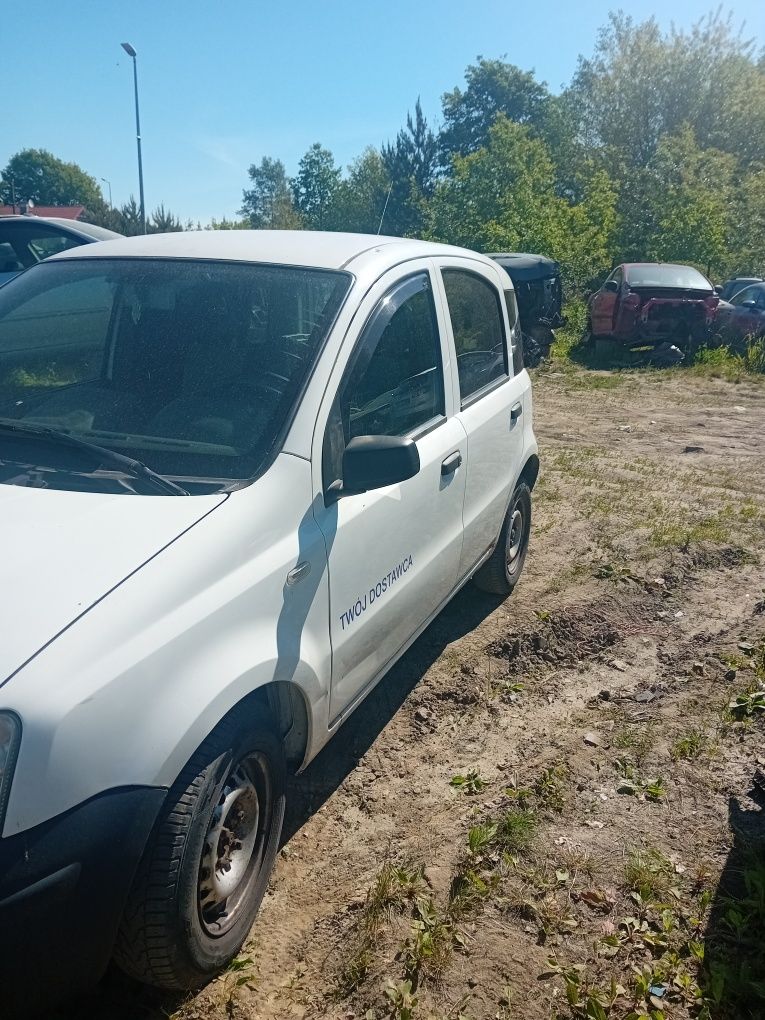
(114, 711), (286, 990)
(474, 482), (532, 596)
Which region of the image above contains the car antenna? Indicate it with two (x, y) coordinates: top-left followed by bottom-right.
(377, 184), (392, 235)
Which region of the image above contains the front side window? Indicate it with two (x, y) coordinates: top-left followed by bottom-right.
(731, 284), (765, 307)
(442, 269), (508, 402)
(323, 273), (444, 489)
(0, 258), (350, 491)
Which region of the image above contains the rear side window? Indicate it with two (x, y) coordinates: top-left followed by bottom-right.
(27, 233), (83, 260)
(442, 269), (508, 402)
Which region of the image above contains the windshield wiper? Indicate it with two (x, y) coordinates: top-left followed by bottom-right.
(0, 419), (189, 495)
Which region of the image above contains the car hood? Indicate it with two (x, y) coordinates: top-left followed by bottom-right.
(0, 485), (226, 684)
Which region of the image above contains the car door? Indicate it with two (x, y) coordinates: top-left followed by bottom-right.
(591, 268), (622, 335)
(729, 285), (765, 339)
(312, 265), (467, 722)
(434, 258), (527, 581)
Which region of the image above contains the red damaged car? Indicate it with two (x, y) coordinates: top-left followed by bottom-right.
(588, 263), (718, 349)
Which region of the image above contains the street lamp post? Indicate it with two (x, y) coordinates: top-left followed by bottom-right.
(100, 177), (112, 208)
(120, 42), (146, 234)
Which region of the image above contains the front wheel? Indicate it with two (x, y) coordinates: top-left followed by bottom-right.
(114, 711), (286, 990)
(474, 482), (532, 596)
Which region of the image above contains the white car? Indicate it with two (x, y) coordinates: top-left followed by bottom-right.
(0, 231), (537, 1002)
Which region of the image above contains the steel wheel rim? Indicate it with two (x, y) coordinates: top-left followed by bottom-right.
(506, 507), (524, 572)
(198, 751), (271, 936)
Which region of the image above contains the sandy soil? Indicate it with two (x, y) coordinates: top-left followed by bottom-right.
(55, 366), (765, 1020)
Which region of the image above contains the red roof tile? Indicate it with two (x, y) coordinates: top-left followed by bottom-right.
(0, 205), (86, 220)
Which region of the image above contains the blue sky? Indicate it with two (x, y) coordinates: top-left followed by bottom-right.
(2, 1), (763, 223)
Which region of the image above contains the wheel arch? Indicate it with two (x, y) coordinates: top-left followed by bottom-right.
(518, 453), (540, 492)
(204, 679), (313, 774)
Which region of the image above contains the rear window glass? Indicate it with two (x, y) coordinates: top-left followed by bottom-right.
(626, 265), (711, 290)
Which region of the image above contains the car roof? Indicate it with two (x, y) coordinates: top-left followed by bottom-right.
(49, 229), (491, 273)
(0, 215), (122, 242)
(622, 262), (700, 271)
(486, 252), (560, 279)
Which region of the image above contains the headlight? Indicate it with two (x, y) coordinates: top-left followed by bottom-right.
(0, 712), (21, 831)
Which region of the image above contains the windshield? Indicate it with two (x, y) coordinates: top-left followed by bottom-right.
(0, 258), (350, 491)
(626, 264), (711, 291)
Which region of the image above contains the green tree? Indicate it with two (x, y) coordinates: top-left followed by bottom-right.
(0, 148), (106, 216)
(208, 216), (250, 230)
(117, 195), (143, 236)
(240, 157), (301, 229)
(381, 98), (438, 236)
(425, 116), (616, 291)
(291, 144), (341, 230)
(642, 127), (734, 276)
(148, 203), (183, 233)
(329, 148), (391, 233)
(728, 169), (765, 276)
(439, 58), (550, 165)
(570, 10), (765, 171)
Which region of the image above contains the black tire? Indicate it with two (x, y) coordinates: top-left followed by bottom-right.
(474, 482), (532, 596)
(114, 710), (286, 990)
(521, 332), (543, 368)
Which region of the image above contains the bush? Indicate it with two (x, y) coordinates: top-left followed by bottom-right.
(693, 335), (765, 377)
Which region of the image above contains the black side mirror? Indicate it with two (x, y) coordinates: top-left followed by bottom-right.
(714, 285), (724, 295)
(603, 280), (619, 293)
(341, 435), (420, 495)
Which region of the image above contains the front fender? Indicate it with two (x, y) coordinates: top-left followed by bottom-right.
(2, 456), (331, 836)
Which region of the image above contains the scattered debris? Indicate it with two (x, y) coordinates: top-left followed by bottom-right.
(633, 689), (656, 703)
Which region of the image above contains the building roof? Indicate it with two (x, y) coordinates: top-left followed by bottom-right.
(0, 205), (86, 220)
(50, 229), (490, 273)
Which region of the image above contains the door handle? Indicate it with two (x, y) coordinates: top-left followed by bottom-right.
(441, 451), (462, 476)
(510, 401), (523, 423)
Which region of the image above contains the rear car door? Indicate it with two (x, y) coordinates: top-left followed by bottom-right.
(312, 265), (467, 722)
(434, 259), (527, 581)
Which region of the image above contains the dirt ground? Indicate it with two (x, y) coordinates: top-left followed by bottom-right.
(56, 364), (765, 1020)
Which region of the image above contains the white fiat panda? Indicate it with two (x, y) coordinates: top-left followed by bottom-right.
(0, 231), (537, 1002)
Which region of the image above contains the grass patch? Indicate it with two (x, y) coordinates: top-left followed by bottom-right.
(691, 336), (765, 380)
(625, 848), (674, 901)
(613, 723), (656, 765)
(496, 808), (538, 854)
(672, 728), (711, 761)
(703, 846), (765, 1017)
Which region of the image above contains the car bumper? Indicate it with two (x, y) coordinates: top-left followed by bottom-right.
(0, 786), (165, 1009)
